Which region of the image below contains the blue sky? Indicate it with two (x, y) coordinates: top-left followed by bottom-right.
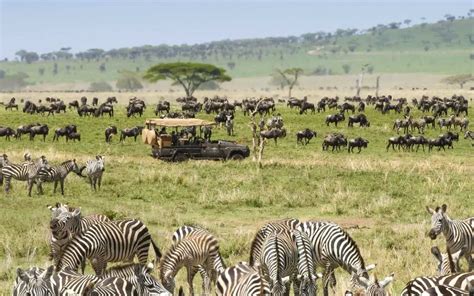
(0, 0), (471, 59)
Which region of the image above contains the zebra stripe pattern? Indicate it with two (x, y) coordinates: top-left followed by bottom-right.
(56, 219), (162, 275)
(160, 228), (224, 295)
(298, 221), (370, 296)
(216, 262), (271, 296)
(37, 159), (79, 195)
(421, 284), (470, 295)
(431, 246), (465, 275)
(259, 229), (298, 296)
(13, 266), (54, 296)
(1, 155), (48, 196)
(349, 273), (394, 296)
(0, 153), (8, 186)
(401, 271), (474, 295)
(84, 155), (105, 191)
(12, 266), (45, 296)
(427, 205), (474, 270)
(292, 229), (319, 296)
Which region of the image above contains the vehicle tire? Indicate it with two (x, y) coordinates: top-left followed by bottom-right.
(229, 153), (244, 160)
(173, 152), (189, 162)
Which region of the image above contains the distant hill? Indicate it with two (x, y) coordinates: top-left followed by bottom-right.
(0, 18), (472, 89)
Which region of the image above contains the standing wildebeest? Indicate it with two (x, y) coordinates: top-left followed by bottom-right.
(80, 96), (88, 106)
(322, 133), (347, 151)
(452, 116), (469, 131)
(260, 128), (286, 145)
(16, 124), (37, 140)
(406, 135), (429, 152)
(357, 101), (365, 112)
(299, 101), (315, 114)
(92, 97), (99, 106)
(155, 101), (171, 115)
(423, 115), (436, 129)
(348, 114), (370, 127)
(410, 118), (426, 134)
(94, 103), (114, 117)
(5, 98), (18, 111)
(203, 126), (212, 142)
(127, 104), (144, 117)
(0, 127), (16, 141)
(386, 134), (412, 151)
(53, 124), (77, 141)
(347, 137), (369, 153)
(296, 129), (316, 145)
(317, 100), (327, 113)
(29, 124), (49, 141)
(464, 131), (474, 140)
(105, 126), (118, 143)
(77, 105), (96, 117)
(287, 97), (303, 109)
(438, 117), (453, 130)
(106, 96), (118, 104)
(66, 132), (81, 142)
(69, 100), (79, 110)
(120, 126), (144, 142)
(325, 112), (345, 127)
(338, 102), (355, 113)
(266, 115), (284, 129)
(23, 100), (38, 114)
(438, 132), (459, 149)
(393, 117), (411, 134)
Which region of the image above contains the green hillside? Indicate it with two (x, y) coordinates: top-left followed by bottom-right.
(0, 18), (472, 88)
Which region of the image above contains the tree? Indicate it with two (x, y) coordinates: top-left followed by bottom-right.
(342, 64), (351, 74)
(24, 52), (39, 64)
(116, 71), (143, 90)
(227, 62), (236, 70)
(403, 19), (411, 27)
(89, 81), (113, 92)
(441, 74), (474, 88)
(15, 50), (27, 62)
(143, 62), (231, 97)
(275, 68), (303, 98)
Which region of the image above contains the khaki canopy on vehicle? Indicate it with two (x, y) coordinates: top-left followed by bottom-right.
(142, 118), (215, 146)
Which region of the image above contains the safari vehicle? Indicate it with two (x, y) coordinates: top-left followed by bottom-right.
(142, 118), (250, 161)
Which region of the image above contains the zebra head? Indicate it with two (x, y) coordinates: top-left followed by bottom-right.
(135, 262), (172, 296)
(270, 276), (290, 296)
(353, 273), (394, 296)
(160, 270), (175, 295)
(426, 204), (448, 240)
(15, 266), (54, 296)
(47, 203), (69, 220)
(50, 208), (81, 234)
(12, 267), (45, 296)
(296, 273), (319, 296)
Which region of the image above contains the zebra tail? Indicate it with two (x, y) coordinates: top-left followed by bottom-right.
(151, 238), (162, 259)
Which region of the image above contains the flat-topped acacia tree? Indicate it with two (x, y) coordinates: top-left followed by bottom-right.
(143, 62), (231, 97)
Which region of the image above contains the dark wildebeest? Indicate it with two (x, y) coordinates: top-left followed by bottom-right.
(438, 132), (458, 149)
(66, 132), (81, 142)
(16, 124), (38, 140)
(105, 126), (118, 143)
(53, 124), (77, 141)
(77, 105), (96, 117)
(155, 101), (171, 115)
(120, 126), (144, 142)
(29, 124), (49, 141)
(203, 126), (212, 142)
(393, 117), (411, 134)
(325, 112), (345, 127)
(80, 96), (87, 106)
(322, 133), (347, 151)
(106, 96), (118, 104)
(94, 104), (114, 117)
(296, 129), (316, 145)
(406, 135), (428, 152)
(260, 128), (286, 145)
(92, 97), (99, 106)
(386, 135), (411, 151)
(347, 137), (369, 153)
(357, 101), (365, 112)
(428, 137), (450, 151)
(127, 104), (144, 117)
(348, 114), (370, 127)
(317, 100), (326, 113)
(422, 116), (436, 128)
(266, 115), (284, 129)
(287, 97), (303, 109)
(410, 119), (426, 134)
(338, 102), (355, 113)
(23, 100), (38, 114)
(69, 100), (79, 110)
(299, 101), (315, 114)
(0, 127), (16, 141)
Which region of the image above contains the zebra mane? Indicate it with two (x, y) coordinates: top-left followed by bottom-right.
(103, 263), (145, 274)
(60, 160), (74, 165)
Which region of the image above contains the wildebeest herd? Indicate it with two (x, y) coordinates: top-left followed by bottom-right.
(11, 201), (473, 295)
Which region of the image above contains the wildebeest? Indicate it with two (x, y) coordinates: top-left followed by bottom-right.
(155, 101), (171, 115)
(23, 100), (38, 114)
(422, 115), (436, 128)
(0, 127), (16, 141)
(106, 96), (118, 104)
(127, 104), (144, 118)
(338, 102), (355, 113)
(386, 134), (412, 151)
(260, 128), (286, 145)
(296, 128), (316, 145)
(94, 103), (114, 117)
(347, 137), (369, 153)
(437, 117), (453, 130)
(393, 117), (411, 134)
(53, 125), (77, 141)
(287, 97), (303, 109)
(77, 105), (97, 117)
(325, 112), (345, 127)
(16, 124), (38, 140)
(322, 133), (347, 151)
(357, 101), (365, 112)
(428, 137), (450, 151)
(29, 124), (49, 141)
(348, 114), (370, 127)
(438, 132), (458, 149)
(92, 97), (99, 106)
(317, 100), (326, 113)
(66, 132), (81, 142)
(464, 130), (474, 140)
(120, 126), (144, 142)
(203, 126), (212, 142)
(266, 115), (284, 129)
(410, 118), (426, 134)
(299, 101), (315, 114)
(105, 126), (118, 143)
(69, 100), (79, 110)
(452, 116), (469, 131)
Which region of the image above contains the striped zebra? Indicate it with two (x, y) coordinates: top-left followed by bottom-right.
(249, 218), (301, 266)
(420, 284), (471, 295)
(160, 227), (224, 295)
(401, 271), (474, 295)
(56, 219), (162, 275)
(292, 229), (319, 296)
(216, 262), (271, 296)
(259, 229), (298, 296)
(348, 273), (394, 296)
(297, 221), (372, 296)
(12, 266), (45, 296)
(0, 153), (8, 185)
(37, 159), (80, 195)
(1, 155), (49, 196)
(13, 265), (54, 296)
(82, 277), (138, 296)
(48, 204), (110, 272)
(426, 204), (473, 271)
(431, 246), (465, 275)
(82, 155), (105, 191)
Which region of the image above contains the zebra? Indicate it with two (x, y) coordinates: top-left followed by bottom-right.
(420, 284), (471, 295)
(37, 159), (80, 195)
(426, 204), (473, 271)
(216, 262), (271, 296)
(82, 277), (138, 296)
(0, 153), (8, 185)
(160, 228), (224, 295)
(348, 273), (394, 296)
(12, 266), (45, 296)
(1, 155), (49, 196)
(249, 218), (301, 266)
(259, 229), (298, 296)
(292, 229), (319, 296)
(14, 265), (54, 296)
(225, 114), (234, 136)
(82, 155), (105, 191)
(48, 204), (110, 272)
(56, 219), (162, 275)
(431, 246), (466, 275)
(297, 221), (372, 296)
(401, 271), (474, 295)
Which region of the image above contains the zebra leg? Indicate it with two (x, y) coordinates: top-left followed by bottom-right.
(293, 276), (301, 296)
(27, 179), (33, 197)
(98, 175), (102, 190)
(53, 180), (58, 193)
(186, 265), (196, 296)
(60, 179), (64, 195)
(4, 176), (11, 193)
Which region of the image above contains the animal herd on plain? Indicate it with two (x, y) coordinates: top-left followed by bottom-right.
(1, 93), (471, 151)
(11, 202), (473, 295)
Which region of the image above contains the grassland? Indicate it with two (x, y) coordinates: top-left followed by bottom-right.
(0, 87), (473, 294)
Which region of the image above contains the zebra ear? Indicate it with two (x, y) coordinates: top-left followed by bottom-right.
(16, 268), (29, 283)
(426, 206), (435, 214)
(96, 155), (101, 160)
(441, 204), (447, 213)
(431, 246), (442, 263)
(355, 274), (370, 288)
(72, 208), (81, 217)
(379, 273), (394, 288)
(41, 265), (54, 280)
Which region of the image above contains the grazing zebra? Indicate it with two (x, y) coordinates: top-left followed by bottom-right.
(160, 228), (224, 295)
(48, 204), (110, 272)
(431, 246), (465, 275)
(297, 221), (371, 296)
(82, 277), (138, 296)
(216, 262), (271, 296)
(12, 266), (45, 296)
(0, 153), (9, 185)
(426, 204), (473, 271)
(1, 155), (49, 196)
(349, 273), (394, 296)
(401, 271), (474, 295)
(292, 229), (319, 296)
(56, 219), (162, 275)
(249, 218), (301, 266)
(259, 229), (298, 296)
(420, 284), (471, 295)
(37, 159), (80, 195)
(83, 155), (105, 191)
